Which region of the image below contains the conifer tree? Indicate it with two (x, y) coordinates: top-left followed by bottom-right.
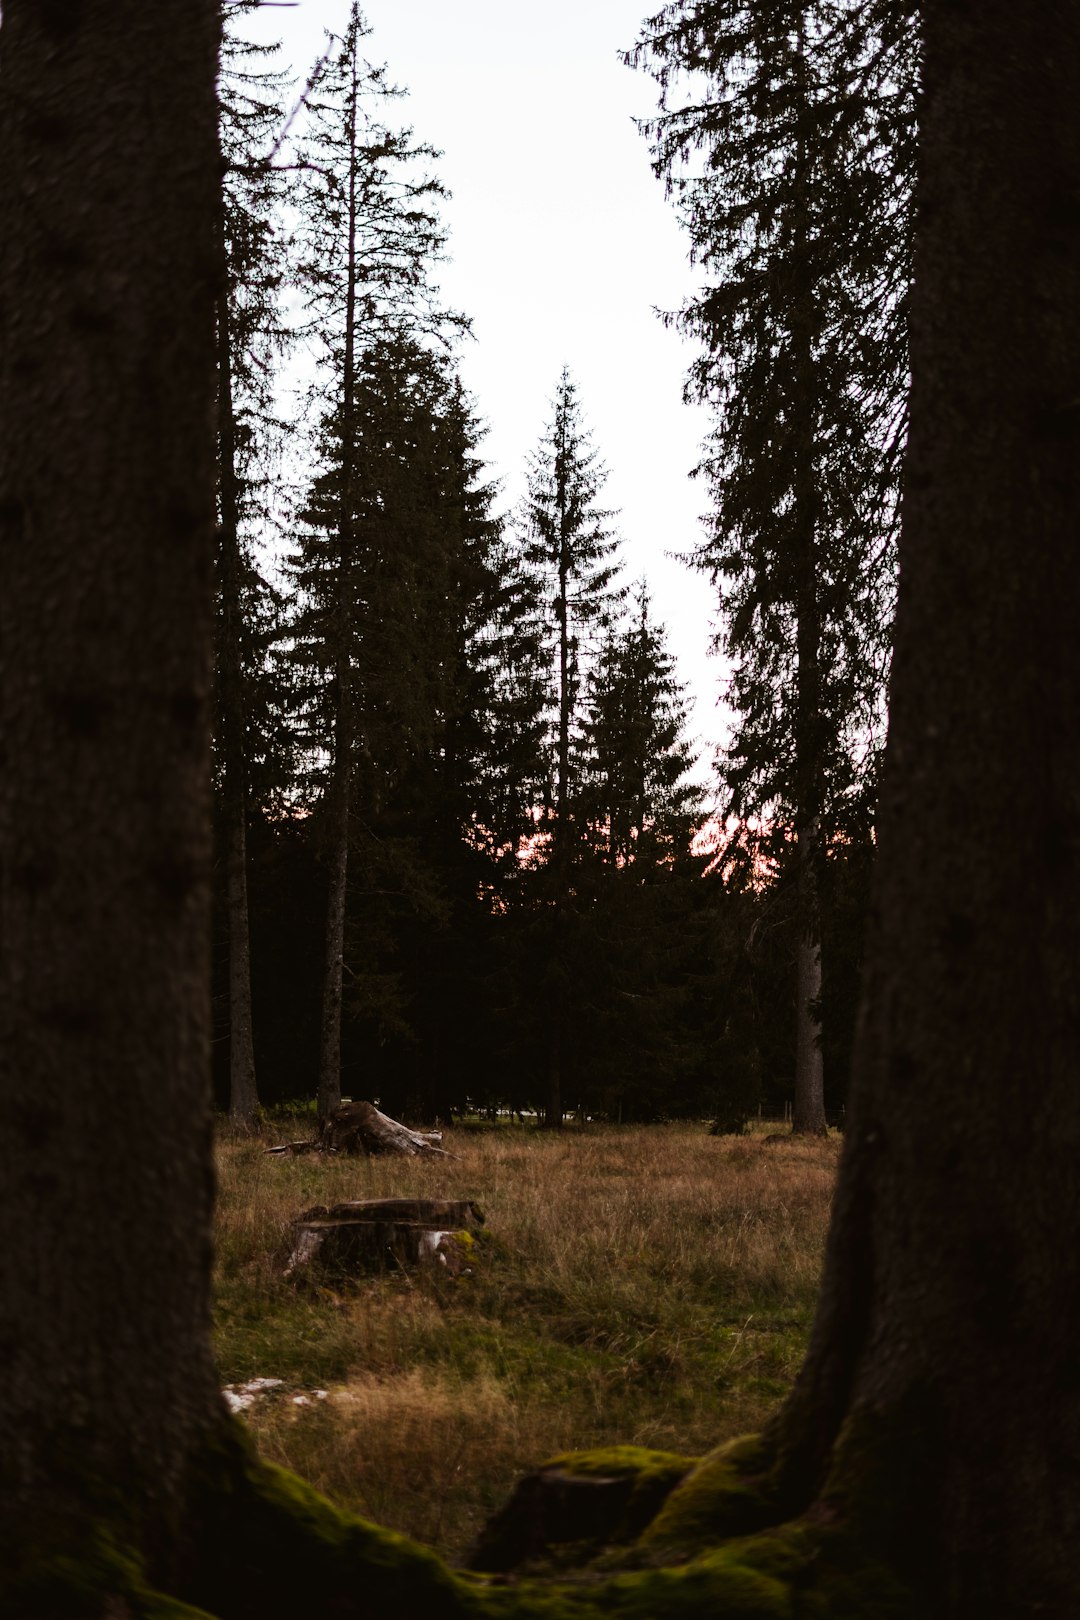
(290, 3), (461, 1119)
(628, 0), (915, 1134)
(582, 583), (701, 868)
(520, 369), (623, 870)
(290, 336), (505, 1113)
(516, 369), (623, 1126)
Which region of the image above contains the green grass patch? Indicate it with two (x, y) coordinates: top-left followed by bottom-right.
(213, 1121), (838, 1562)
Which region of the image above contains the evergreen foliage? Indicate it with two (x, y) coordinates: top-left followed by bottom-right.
(202, 7), (887, 1131)
(293, 3), (464, 377)
(518, 368), (624, 864)
(627, 0), (916, 1131)
(582, 584), (701, 868)
(627, 0), (915, 829)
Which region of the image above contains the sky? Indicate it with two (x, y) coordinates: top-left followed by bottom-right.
(243, 0), (729, 788)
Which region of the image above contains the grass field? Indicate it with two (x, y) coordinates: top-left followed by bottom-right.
(214, 1119), (841, 1564)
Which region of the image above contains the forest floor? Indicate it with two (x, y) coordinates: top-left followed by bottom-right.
(213, 1117), (840, 1565)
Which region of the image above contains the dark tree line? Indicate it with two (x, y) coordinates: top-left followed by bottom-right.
(210, 4), (901, 1132)
(628, 0), (916, 1133)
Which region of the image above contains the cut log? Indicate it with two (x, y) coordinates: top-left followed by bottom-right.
(317, 1100), (455, 1158)
(285, 1195), (485, 1280)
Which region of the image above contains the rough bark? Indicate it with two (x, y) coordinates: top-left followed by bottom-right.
(0, 0), (223, 1581)
(216, 205), (259, 1128)
(769, 0), (1080, 1607)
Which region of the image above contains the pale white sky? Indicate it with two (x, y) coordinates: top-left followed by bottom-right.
(245, 0), (729, 782)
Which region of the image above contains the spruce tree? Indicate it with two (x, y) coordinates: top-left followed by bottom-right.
(289, 339), (505, 1116)
(516, 368), (623, 1126)
(520, 368), (623, 865)
(290, 2), (461, 1119)
(628, 0), (915, 1133)
(582, 583), (701, 868)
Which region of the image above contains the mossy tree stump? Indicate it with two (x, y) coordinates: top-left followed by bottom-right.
(285, 1197), (485, 1279)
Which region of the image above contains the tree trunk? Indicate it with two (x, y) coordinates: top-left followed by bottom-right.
(792, 819), (826, 1135)
(0, 0), (223, 1583)
(317, 39), (362, 1126)
(216, 208), (259, 1128)
(769, 0), (1080, 1605)
(790, 9), (827, 1139)
(544, 1018), (564, 1131)
(318, 781), (349, 1122)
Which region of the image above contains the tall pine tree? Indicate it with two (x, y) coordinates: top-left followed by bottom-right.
(290, 3), (461, 1119)
(289, 338), (509, 1116)
(628, 0), (915, 1132)
(515, 369), (623, 1126)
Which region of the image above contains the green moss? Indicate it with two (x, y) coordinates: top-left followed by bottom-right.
(545, 1445), (695, 1482)
(181, 1420), (473, 1620)
(636, 1434), (779, 1558)
(1, 1420), (917, 1620)
(0, 1522), (218, 1620)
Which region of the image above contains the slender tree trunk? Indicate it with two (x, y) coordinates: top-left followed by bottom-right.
(557, 548), (571, 852)
(793, 825), (825, 1131)
(544, 1020), (563, 1132)
(318, 39), (361, 1124)
(790, 11), (827, 1137)
(0, 0), (223, 1581)
(770, 0), (1080, 1604)
(542, 476), (571, 1131)
(216, 208), (259, 1128)
(318, 758), (350, 1122)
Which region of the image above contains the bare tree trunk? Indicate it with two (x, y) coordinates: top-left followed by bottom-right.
(216, 210), (259, 1128)
(318, 778), (350, 1122)
(544, 1019), (563, 1131)
(542, 487), (572, 1132)
(793, 822), (826, 1135)
(0, 0), (223, 1581)
(317, 39), (362, 1125)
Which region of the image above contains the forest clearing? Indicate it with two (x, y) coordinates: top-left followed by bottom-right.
(4, 0), (1077, 1609)
(215, 1118), (839, 1561)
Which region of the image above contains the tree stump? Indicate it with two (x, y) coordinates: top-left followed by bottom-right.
(265, 1101), (456, 1159)
(285, 1197), (485, 1279)
(319, 1100), (454, 1157)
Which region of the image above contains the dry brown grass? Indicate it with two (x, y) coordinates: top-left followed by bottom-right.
(214, 1120), (841, 1562)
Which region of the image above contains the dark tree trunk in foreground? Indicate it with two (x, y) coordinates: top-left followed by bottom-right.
(0, 0), (222, 1586)
(771, 0), (1080, 1606)
(216, 228), (260, 1128)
